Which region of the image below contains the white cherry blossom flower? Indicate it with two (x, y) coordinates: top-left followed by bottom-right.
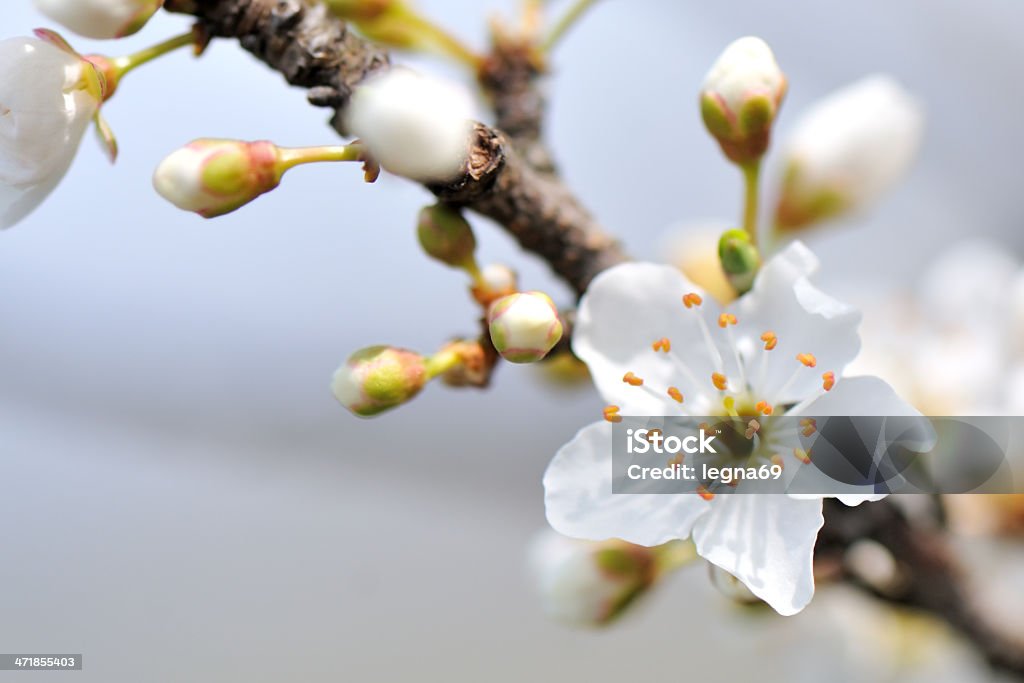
(34, 0), (163, 40)
(774, 75), (924, 230)
(345, 68), (475, 183)
(1, 35), (105, 229)
(543, 242), (926, 615)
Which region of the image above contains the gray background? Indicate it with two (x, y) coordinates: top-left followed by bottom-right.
(2, 0), (1023, 680)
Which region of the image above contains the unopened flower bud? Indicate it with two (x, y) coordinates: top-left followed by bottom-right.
(471, 263), (519, 305)
(345, 69), (475, 182)
(718, 228), (761, 294)
(707, 563), (762, 606)
(700, 36), (787, 165)
(153, 139), (283, 218)
(774, 76), (924, 231)
(528, 530), (660, 627)
(34, 0), (163, 40)
(488, 291), (563, 364)
(331, 345), (428, 417)
(417, 203), (477, 269)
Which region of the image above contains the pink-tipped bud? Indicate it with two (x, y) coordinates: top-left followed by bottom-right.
(331, 346), (428, 417)
(152, 139), (283, 218)
(700, 37), (787, 165)
(487, 291), (563, 364)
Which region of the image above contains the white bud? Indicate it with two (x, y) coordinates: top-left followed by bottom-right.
(345, 68), (475, 182)
(487, 291), (563, 364)
(34, 0), (163, 40)
(527, 530), (655, 627)
(703, 36), (785, 116)
(775, 75), (924, 230)
(152, 139), (282, 218)
(481, 263), (517, 291)
(1, 37), (101, 229)
(700, 37), (786, 164)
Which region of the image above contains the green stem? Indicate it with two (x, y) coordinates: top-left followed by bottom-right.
(741, 160), (762, 247)
(424, 348), (464, 380)
(276, 145), (361, 172)
(110, 31), (196, 80)
(543, 0), (600, 52)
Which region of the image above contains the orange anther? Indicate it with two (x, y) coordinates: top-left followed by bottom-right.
(793, 448), (812, 465)
(682, 293), (703, 309)
(796, 353), (818, 368)
(651, 337), (672, 352)
(603, 405), (622, 423)
(711, 373), (728, 391)
(718, 313), (738, 328)
(755, 401), (773, 415)
(822, 371), (835, 391)
(667, 387), (684, 403)
(770, 454), (785, 469)
(622, 371), (644, 387)
(696, 484), (715, 501)
(760, 331), (778, 351)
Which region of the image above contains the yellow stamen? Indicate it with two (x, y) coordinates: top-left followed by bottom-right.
(796, 353), (818, 368)
(760, 331), (778, 351)
(651, 337), (672, 352)
(603, 405), (622, 423)
(723, 396), (738, 417)
(667, 386), (684, 403)
(718, 313), (738, 328)
(622, 371), (644, 387)
(822, 371), (835, 391)
(793, 448), (812, 465)
(712, 373), (728, 391)
(682, 292), (703, 309)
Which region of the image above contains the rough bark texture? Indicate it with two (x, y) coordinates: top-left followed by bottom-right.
(164, 0), (627, 296)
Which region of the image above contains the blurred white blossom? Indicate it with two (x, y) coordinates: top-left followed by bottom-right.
(774, 76), (924, 231)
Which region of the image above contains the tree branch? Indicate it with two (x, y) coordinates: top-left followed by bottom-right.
(163, 0), (627, 296)
(818, 499), (1024, 677)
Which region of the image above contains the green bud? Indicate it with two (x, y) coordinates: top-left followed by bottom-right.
(331, 345), (428, 417)
(718, 229), (761, 294)
(417, 203), (477, 269)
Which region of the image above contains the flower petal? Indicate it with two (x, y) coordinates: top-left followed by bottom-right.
(1, 37), (96, 228)
(789, 375), (934, 504)
(573, 262), (726, 414)
(544, 421), (710, 546)
(693, 494), (823, 615)
(735, 241), (861, 404)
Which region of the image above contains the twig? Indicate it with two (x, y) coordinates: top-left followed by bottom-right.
(162, 0), (627, 296)
(818, 499), (1024, 677)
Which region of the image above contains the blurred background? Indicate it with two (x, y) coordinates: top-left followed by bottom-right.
(2, 0), (1023, 680)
